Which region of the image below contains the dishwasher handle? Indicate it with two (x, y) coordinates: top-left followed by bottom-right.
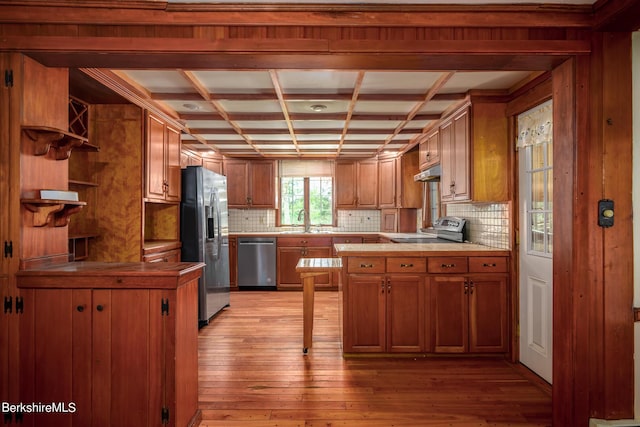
(238, 238), (276, 245)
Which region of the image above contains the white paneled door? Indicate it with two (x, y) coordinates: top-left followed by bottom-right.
(518, 102), (553, 383)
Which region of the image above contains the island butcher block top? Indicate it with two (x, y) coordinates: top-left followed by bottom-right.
(16, 261), (205, 289)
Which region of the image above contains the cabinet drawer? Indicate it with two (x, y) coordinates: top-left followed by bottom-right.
(386, 257), (426, 273)
(278, 236), (333, 247)
(332, 236), (364, 244)
(347, 257), (385, 274)
(427, 257), (468, 273)
(469, 257), (508, 273)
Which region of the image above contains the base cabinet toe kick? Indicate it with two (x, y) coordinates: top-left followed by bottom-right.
(337, 251), (510, 356)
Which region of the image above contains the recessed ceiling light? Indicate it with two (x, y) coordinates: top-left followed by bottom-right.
(183, 103), (201, 111)
(309, 104), (327, 112)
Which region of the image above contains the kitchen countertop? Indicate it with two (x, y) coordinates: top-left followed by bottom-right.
(334, 243), (509, 256)
(16, 261), (205, 289)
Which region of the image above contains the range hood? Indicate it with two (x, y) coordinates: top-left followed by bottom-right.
(414, 164), (441, 182)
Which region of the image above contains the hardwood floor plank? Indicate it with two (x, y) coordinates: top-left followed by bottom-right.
(198, 291), (551, 426)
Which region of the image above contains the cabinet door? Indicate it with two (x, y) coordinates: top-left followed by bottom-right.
(92, 289), (153, 426)
(380, 209), (397, 233)
(335, 161), (357, 208)
(344, 274), (386, 352)
(431, 276), (468, 353)
(277, 246), (305, 289)
(451, 108), (470, 201)
(165, 125), (181, 202)
(377, 157), (396, 208)
(386, 275), (424, 352)
(224, 160), (250, 208)
(419, 130), (439, 170)
(356, 160), (378, 208)
(468, 275), (508, 353)
(19, 289), (92, 427)
(249, 161), (275, 208)
(439, 119), (454, 202)
(146, 114), (167, 201)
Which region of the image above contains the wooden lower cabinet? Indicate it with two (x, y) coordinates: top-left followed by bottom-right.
(277, 237), (333, 290)
(16, 278), (199, 427)
(431, 274), (508, 353)
(344, 274), (424, 353)
(340, 254), (509, 355)
(277, 246), (332, 290)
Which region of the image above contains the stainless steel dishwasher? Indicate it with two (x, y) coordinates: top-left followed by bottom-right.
(237, 237), (277, 290)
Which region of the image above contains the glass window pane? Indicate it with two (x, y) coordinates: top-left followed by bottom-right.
(530, 212), (545, 253)
(546, 170), (553, 210)
(531, 171), (545, 210)
(310, 177), (333, 225)
(547, 142), (553, 167)
(280, 177), (304, 225)
(531, 144), (545, 169)
(546, 212), (553, 254)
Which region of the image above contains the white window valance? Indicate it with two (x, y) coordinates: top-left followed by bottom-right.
(279, 159), (333, 177)
(517, 99), (553, 150)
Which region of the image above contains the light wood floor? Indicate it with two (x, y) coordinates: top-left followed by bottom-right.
(197, 291), (551, 427)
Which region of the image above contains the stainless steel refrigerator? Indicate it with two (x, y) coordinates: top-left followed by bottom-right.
(181, 166), (230, 327)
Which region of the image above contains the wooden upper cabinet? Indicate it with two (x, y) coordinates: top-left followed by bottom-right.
(470, 102), (510, 202)
(250, 161), (276, 208)
(335, 160), (377, 209)
(335, 161), (357, 208)
(357, 160), (378, 208)
(440, 102), (509, 203)
(379, 151), (421, 209)
(378, 157), (397, 208)
(224, 159), (275, 208)
(419, 129), (440, 170)
(440, 107), (470, 202)
(165, 125), (181, 202)
(145, 113), (181, 203)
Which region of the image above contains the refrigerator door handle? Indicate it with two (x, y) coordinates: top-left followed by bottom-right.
(214, 190), (222, 260)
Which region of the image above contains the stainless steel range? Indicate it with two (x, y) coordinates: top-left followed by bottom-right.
(391, 216), (467, 243)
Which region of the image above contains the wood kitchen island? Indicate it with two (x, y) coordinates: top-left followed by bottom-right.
(334, 243), (511, 356)
(15, 261), (204, 427)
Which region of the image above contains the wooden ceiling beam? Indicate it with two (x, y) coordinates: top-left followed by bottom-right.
(0, 3), (594, 28)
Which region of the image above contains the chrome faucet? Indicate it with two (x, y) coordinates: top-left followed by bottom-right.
(297, 208), (311, 232)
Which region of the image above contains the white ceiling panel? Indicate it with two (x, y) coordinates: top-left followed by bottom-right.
(189, 70), (274, 93)
(112, 67), (539, 158)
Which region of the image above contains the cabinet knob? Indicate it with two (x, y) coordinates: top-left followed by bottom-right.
(96, 304), (104, 312)
(76, 305), (84, 313)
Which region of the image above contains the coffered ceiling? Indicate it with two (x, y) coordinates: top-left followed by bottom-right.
(107, 68), (533, 158)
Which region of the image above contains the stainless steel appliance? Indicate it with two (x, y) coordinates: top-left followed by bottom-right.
(413, 164), (441, 182)
(391, 216), (467, 243)
(237, 237), (277, 290)
(181, 166), (230, 327)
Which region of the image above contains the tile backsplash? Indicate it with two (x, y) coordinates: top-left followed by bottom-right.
(445, 202), (511, 249)
(228, 204), (510, 250)
(229, 209), (277, 232)
(228, 209), (381, 232)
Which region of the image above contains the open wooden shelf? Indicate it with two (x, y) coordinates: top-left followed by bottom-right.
(69, 234), (98, 261)
(21, 199), (86, 227)
(69, 179), (99, 187)
(22, 125), (98, 160)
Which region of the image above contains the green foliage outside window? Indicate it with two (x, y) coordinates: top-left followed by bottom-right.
(281, 177), (332, 225)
